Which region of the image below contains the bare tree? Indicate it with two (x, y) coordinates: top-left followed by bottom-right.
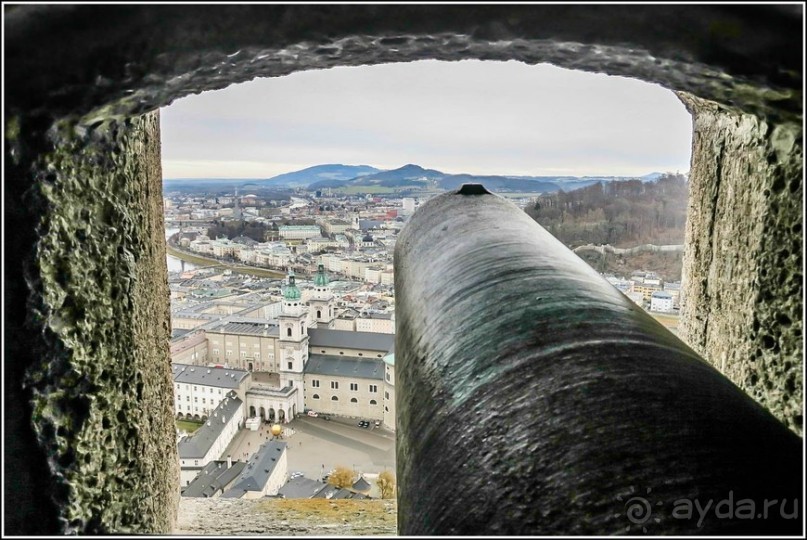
(327, 466), (356, 489)
(376, 470), (396, 499)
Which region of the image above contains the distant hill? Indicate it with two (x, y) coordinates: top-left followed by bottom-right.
(164, 165), (675, 195)
(307, 164), (673, 193)
(257, 164), (380, 187)
(526, 173), (689, 248)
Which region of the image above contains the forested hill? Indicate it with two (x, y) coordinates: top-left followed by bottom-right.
(525, 173), (689, 249)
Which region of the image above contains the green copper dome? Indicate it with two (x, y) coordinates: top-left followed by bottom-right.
(283, 273), (301, 301)
(314, 264), (330, 287)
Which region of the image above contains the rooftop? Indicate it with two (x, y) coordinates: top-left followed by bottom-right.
(208, 321), (280, 337)
(182, 460), (247, 498)
(178, 393), (243, 459)
(221, 441), (287, 497)
(308, 328), (394, 353)
(304, 354), (384, 380)
(172, 364), (250, 389)
(170, 332), (208, 354)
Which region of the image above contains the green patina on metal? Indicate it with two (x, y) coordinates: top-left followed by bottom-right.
(313, 264), (330, 287)
(283, 273), (302, 301)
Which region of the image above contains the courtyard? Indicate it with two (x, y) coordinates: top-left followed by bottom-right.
(221, 415), (396, 496)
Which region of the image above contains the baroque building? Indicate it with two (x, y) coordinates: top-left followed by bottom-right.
(170, 267), (396, 430)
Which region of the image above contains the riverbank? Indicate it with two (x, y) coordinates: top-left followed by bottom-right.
(165, 244), (286, 279)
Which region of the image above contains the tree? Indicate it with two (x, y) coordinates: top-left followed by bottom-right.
(327, 466), (356, 489)
(376, 470), (396, 499)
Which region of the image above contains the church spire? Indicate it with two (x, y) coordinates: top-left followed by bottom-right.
(314, 263), (330, 287)
(283, 271), (301, 301)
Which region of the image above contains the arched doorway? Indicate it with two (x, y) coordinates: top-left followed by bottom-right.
(259, 406), (266, 421)
(249, 406), (256, 418)
(268, 407), (276, 423)
(278, 409), (286, 423)
(248, 362), (253, 371)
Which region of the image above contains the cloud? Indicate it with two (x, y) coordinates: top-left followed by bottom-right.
(161, 59), (692, 178)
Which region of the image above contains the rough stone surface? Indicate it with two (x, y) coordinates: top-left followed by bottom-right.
(394, 189), (801, 535)
(3, 4), (802, 535)
(3, 5), (801, 125)
(679, 93), (803, 436)
(11, 111), (179, 533)
(175, 497), (396, 536)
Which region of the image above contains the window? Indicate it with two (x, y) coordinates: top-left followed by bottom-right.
(331, 381), (339, 389)
(317, 310), (321, 318)
(226, 351), (232, 358)
(194, 397), (198, 403)
(321, 350), (326, 353)
(186, 396), (190, 402)
(213, 349), (219, 355)
(288, 361), (293, 370)
(358, 353), (363, 356)
(385, 406), (389, 412)
(331, 396), (338, 401)
(377, 354), (382, 358)
(369, 384), (377, 393)
(385, 391), (390, 399)
(254, 352), (260, 359)
(386, 373), (390, 382)
(312, 380), (320, 388)
(339, 351), (343, 355)
(350, 398), (358, 403)
(194, 386), (197, 391)
(241, 351), (246, 358)
(313, 394), (320, 399)
(370, 399), (377, 405)
(350, 383), (358, 391)
(202, 398), (206, 404)
(287, 327), (292, 337)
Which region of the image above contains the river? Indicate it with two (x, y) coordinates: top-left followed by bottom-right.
(165, 227), (197, 273)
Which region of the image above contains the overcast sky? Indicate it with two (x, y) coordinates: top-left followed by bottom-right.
(161, 59), (692, 179)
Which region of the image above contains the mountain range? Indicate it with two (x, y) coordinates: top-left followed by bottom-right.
(164, 163), (667, 193)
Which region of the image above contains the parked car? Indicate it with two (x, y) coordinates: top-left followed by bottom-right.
(374, 420), (381, 428)
(307, 410), (318, 417)
(358, 420), (370, 428)
(290, 471), (304, 480)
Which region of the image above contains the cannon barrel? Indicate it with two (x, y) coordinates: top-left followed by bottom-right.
(394, 185), (802, 535)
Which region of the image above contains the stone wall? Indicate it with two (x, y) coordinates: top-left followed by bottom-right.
(6, 111), (179, 533)
(175, 497), (396, 535)
(679, 93), (803, 435)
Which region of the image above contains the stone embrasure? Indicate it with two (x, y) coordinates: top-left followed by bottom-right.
(24, 111), (179, 533)
(678, 92), (803, 435)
